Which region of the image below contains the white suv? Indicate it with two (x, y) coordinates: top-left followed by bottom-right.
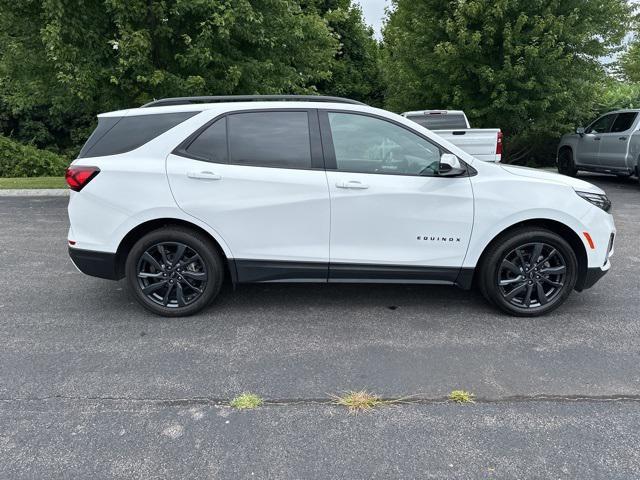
(66, 95), (615, 317)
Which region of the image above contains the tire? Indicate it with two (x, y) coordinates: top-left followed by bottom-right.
(557, 148), (577, 177)
(125, 226), (225, 317)
(478, 228), (578, 317)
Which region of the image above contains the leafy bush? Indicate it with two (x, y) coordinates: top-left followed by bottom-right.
(0, 136), (69, 177)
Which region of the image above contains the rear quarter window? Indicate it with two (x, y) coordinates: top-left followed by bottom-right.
(78, 112), (198, 158)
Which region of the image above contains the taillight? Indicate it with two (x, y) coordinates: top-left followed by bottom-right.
(65, 166), (100, 192)
(496, 130), (503, 156)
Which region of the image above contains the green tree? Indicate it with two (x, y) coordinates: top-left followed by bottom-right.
(383, 0), (632, 163)
(0, 0), (338, 155)
(620, 38), (640, 82)
(597, 79), (640, 111)
(305, 0), (384, 105)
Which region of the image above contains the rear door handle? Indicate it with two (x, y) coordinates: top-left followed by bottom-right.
(619, 137), (628, 141)
(187, 171), (222, 180)
(336, 180), (369, 190)
(594, 137), (601, 141)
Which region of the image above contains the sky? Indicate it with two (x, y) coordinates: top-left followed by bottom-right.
(356, 0), (388, 39)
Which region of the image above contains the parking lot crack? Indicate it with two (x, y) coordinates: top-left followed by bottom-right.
(1, 394), (640, 407)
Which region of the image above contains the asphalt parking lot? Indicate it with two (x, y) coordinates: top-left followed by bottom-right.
(1, 174), (639, 478)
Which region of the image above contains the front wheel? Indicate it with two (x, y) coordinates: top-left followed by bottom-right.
(557, 149), (577, 177)
(479, 229), (578, 317)
(125, 227), (224, 317)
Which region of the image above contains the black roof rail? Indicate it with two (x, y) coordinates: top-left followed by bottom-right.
(141, 95), (366, 108)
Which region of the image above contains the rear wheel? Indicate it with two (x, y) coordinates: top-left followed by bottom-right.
(557, 149), (577, 177)
(125, 227), (224, 317)
(479, 228), (578, 317)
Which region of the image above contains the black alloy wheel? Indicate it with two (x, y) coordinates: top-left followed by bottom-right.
(126, 227), (224, 317)
(479, 228), (578, 316)
(498, 242), (566, 309)
(136, 242), (207, 308)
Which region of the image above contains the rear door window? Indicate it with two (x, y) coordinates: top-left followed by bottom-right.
(227, 111), (312, 169)
(610, 112), (638, 133)
(79, 112), (198, 158)
(184, 117), (228, 163)
(406, 114), (468, 130)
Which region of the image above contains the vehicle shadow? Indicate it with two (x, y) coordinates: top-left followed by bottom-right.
(212, 281), (491, 312)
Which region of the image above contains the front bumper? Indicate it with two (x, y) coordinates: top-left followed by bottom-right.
(575, 262), (610, 292)
(69, 247), (121, 280)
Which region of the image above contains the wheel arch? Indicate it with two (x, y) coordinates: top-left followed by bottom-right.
(114, 218), (235, 283)
(558, 145), (573, 158)
(474, 218), (588, 290)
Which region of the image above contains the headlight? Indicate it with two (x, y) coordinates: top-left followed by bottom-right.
(575, 191), (611, 212)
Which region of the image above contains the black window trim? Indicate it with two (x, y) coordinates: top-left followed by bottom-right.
(318, 109), (473, 178)
(172, 108), (325, 171)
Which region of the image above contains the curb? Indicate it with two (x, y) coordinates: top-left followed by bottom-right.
(0, 189), (69, 197)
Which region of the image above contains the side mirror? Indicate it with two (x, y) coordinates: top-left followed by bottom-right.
(439, 153), (466, 176)
(576, 127), (585, 136)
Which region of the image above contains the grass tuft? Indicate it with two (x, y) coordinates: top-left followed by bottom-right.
(0, 176), (66, 189)
(229, 392), (263, 410)
(448, 389), (475, 404)
(330, 390), (420, 412)
(332, 390), (384, 412)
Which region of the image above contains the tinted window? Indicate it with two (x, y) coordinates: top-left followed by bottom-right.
(406, 114), (467, 130)
(79, 112), (198, 158)
(228, 112), (311, 169)
(78, 117), (120, 158)
(611, 112), (638, 133)
(185, 117), (228, 163)
(328, 112), (442, 176)
(586, 114), (616, 134)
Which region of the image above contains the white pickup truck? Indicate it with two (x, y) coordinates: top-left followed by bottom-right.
(402, 110), (502, 162)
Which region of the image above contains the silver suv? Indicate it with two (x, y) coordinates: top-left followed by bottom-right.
(557, 109), (640, 183)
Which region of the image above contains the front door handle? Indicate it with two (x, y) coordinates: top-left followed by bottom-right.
(187, 171), (222, 180)
(594, 137), (601, 141)
(336, 180), (369, 190)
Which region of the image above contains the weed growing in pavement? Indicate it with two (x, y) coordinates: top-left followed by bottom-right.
(448, 390), (475, 404)
(230, 393), (264, 409)
(331, 390), (415, 413)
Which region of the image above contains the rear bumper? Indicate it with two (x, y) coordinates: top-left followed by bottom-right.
(69, 247), (120, 280)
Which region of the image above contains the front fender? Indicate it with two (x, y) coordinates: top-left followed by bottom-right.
(463, 208), (591, 269)
(465, 173), (602, 269)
